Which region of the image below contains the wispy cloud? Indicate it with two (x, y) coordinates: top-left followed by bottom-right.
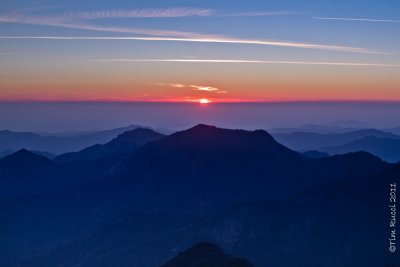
(156, 83), (187, 88)
(50, 7), (213, 20)
(190, 85), (219, 91)
(313, 17), (400, 23)
(3, 7), (296, 22)
(0, 36), (381, 54)
(0, 8), (215, 39)
(157, 82), (226, 94)
(169, 83), (187, 88)
(94, 58), (400, 67)
(222, 11), (300, 17)
(0, 13), (216, 38)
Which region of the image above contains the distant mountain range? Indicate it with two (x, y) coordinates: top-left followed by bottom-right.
(386, 126), (400, 135)
(273, 129), (400, 162)
(272, 129), (400, 151)
(0, 124), (156, 155)
(0, 124), (398, 266)
(270, 123), (370, 134)
(0, 128), (165, 198)
(2, 124), (400, 163)
(321, 136), (400, 163)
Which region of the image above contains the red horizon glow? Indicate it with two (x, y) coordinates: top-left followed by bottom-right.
(2, 96), (400, 104)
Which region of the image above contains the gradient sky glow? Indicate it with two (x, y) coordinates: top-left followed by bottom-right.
(0, 0), (399, 102)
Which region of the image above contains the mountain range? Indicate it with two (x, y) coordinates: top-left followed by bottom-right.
(55, 128), (165, 162)
(320, 136), (400, 163)
(273, 129), (400, 162)
(0, 124), (398, 266)
(272, 128), (400, 151)
(0, 128), (164, 198)
(0, 124), (155, 155)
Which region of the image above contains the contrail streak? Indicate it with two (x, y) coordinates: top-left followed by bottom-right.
(0, 36), (383, 54)
(313, 17), (400, 23)
(93, 58), (400, 67)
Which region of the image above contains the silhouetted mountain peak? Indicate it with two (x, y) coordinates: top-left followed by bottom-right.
(160, 242), (255, 267)
(330, 151), (383, 162)
(55, 128), (165, 162)
(317, 151), (387, 172)
(11, 148), (30, 155)
(113, 128), (165, 144)
(186, 124), (271, 137)
(2, 148), (51, 164)
(0, 149), (55, 177)
(168, 124), (278, 148)
(127, 125), (302, 177)
(160, 124), (293, 157)
(188, 124), (218, 132)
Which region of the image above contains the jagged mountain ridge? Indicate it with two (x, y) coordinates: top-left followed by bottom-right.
(55, 128), (166, 162)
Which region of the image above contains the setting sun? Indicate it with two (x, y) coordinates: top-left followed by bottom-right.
(199, 98), (211, 104)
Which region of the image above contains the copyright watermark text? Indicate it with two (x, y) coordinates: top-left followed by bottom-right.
(389, 182), (397, 253)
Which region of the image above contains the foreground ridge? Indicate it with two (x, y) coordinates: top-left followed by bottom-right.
(160, 242), (255, 267)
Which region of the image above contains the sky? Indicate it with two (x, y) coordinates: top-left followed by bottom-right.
(0, 0), (400, 103)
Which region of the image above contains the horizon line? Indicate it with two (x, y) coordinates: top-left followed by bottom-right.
(1, 100), (400, 104)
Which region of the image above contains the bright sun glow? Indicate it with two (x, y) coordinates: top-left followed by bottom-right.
(199, 98), (211, 104)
